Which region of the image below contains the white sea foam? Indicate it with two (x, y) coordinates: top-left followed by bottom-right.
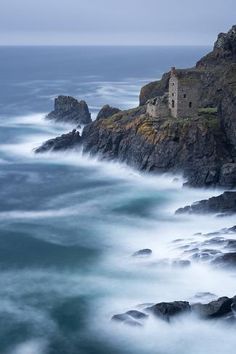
(0, 108), (235, 354)
(0, 206), (80, 220)
(10, 339), (48, 354)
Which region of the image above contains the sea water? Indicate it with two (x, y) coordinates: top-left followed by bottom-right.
(0, 46), (235, 354)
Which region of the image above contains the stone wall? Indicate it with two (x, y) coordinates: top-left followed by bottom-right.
(146, 94), (170, 118)
(168, 69), (201, 119)
(176, 81), (200, 118)
(168, 75), (178, 117)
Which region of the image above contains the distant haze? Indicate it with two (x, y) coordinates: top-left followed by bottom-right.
(0, 0), (235, 46)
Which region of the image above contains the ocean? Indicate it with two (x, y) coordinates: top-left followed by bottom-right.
(0, 46), (235, 354)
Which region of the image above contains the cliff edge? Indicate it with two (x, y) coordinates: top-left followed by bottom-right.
(36, 25), (236, 188)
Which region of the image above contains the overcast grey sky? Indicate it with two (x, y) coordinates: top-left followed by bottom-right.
(0, 0), (235, 45)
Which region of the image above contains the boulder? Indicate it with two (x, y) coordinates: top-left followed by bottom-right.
(96, 105), (120, 120)
(192, 297), (233, 318)
(212, 252), (236, 267)
(46, 96), (91, 125)
(112, 295), (236, 327)
(35, 129), (81, 153)
(146, 301), (191, 322)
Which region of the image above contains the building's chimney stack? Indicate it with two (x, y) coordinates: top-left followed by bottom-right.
(171, 67), (176, 76)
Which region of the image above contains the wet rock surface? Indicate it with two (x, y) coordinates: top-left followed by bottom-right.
(192, 297), (233, 318)
(112, 295), (236, 327)
(46, 96), (92, 125)
(171, 225), (236, 268)
(132, 249), (152, 257)
(35, 129), (82, 153)
(96, 105), (121, 120)
(146, 301), (191, 322)
(176, 191), (236, 215)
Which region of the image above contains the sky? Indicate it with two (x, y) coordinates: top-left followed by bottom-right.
(0, 0), (235, 46)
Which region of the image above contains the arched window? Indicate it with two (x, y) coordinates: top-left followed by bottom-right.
(189, 102), (192, 108)
(172, 100), (175, 108)
(183, 94), (186, 98)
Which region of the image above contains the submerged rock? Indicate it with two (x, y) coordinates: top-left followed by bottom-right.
(171, 259), (191, 267)
(96, 105), (121, 120)
(35, 129), (81, 153)
(132, 249), (152, 257)
(176, 191), (236, 215)
(46, 96), (92, 125)
(111, 310), (147, 327)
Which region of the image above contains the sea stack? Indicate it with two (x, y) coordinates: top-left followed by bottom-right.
(46, 96), (92, 125)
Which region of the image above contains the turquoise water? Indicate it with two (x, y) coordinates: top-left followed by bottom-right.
(0, 46), (235, 354)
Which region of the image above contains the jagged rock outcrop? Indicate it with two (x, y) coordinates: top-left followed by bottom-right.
(35, 130), (81, 153)
(197, 25), (236, 68)
(46, 96), (92, 125)
(176, 191), (236, 215)
(96, 105), (121, 120)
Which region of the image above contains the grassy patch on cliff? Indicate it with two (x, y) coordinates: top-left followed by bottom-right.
(96, 106), (221, 145)
(198, 107), (217, 114)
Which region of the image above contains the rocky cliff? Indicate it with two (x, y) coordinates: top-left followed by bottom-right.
(36, 25), (236, 188)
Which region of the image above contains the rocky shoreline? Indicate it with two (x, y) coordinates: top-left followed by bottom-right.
(33, 26), (236, 332)
(35, 25), (236, 190)
(176, 191), (236, 215)
(112, 223), (236, 328)
(112, 295), (236, 327)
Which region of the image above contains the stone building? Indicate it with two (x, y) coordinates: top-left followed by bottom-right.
(168, 67), (201, 118)
(146, 67), (202, 119)
(146, 93), (169, 119)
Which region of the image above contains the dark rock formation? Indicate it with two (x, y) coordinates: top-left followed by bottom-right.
(197, 25), (236, 68)
(145, 301), (190, 322)
(46, 96), (92, 125)
(176, 191), (236, 215)
(35, 129), (81, 153)
(81, 107), (232, 187)
(171, 225), (236, 268)
(112, 295), (236, 327)
(96, 105), (121, 120)
(192, 297), (233, 318)
(132, 249), (152, 257)
(212, 252), (236, 267)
